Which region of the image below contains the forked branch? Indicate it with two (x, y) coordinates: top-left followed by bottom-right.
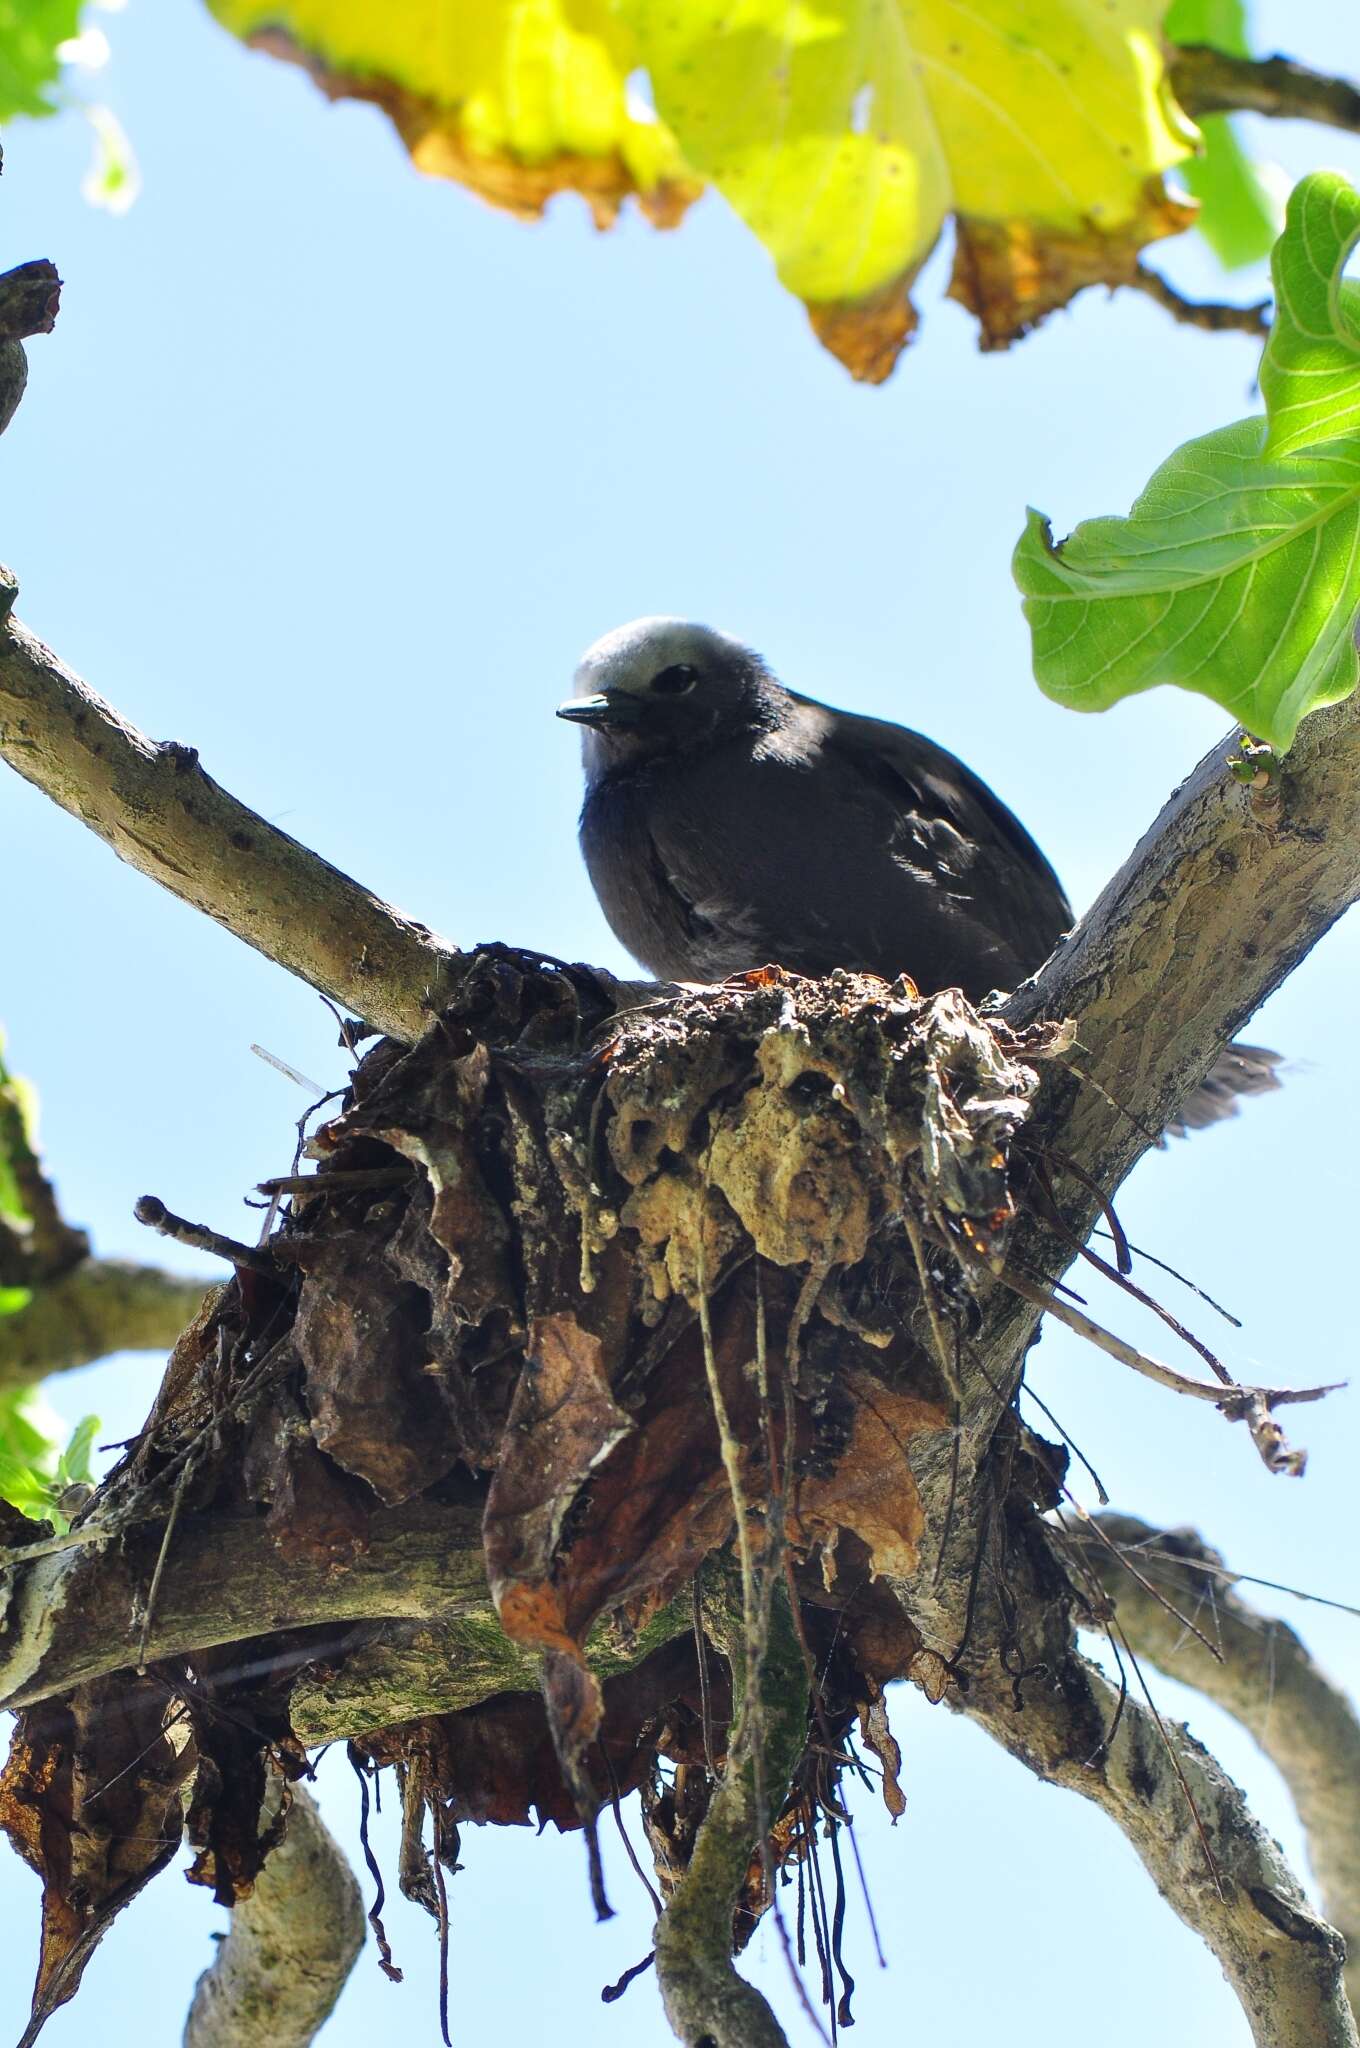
(1067, 1512), (1360, 2019)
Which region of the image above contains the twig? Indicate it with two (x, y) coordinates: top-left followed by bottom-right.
(1110, 1544), (1360, 1621)
(1061, 1492), (1223, 1662)
(1091, 1228), (1242, 1328)
(133, 1193), (276, 1275)
(602, 1953), (656, 2003)
(1169, 43), (1360, 134)
(902, 1210), (963, 1400)
(136, 1460), (191, 1673)
(990, 1252), (1339, 1427)
(256, 1167), (413, 1197)
(1125, 264), (1271, 338)
(429, 1795), (452, 2048)
(694, 1570), (719, 1778)
(348, 1747), (402, 1983)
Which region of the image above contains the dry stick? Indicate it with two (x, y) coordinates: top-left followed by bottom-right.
(256, 1167), (414, 1197)
(1126, 265), (1271, 338)
(1061, 1491), (1223, 1663)
(133, 1194), (275, 1276)
(1115, 1546), (1360, 1622)
(0, 590), (460, 1043)
(990, 1254), (1338, 1420)
(1091, 1228), (1242, 1328)
(429, 1796), (453, 2048)
(901, 1209), (963, 1401)
(1029, 1153), (1233, 1384)
(1111, 1612), (1224, 1896)
(135, 1460), (191, 1673)
(693, 1570), (719, 1778)
(348, 1748), (402, 1984)
(1039, 1144), (1131, 1274)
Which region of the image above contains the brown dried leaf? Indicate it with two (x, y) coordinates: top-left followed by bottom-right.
(293, 1236), (464, 1504)
(0, 1678), (193, 2045)
(793, 1369), (949, 1582)
(858, 1692), (906, 1820)
(483, 1312), (633, 1633)
(948, 184), (1197, 351)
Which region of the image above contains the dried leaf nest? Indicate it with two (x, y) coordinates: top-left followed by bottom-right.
(9, 952), (1073, 2010)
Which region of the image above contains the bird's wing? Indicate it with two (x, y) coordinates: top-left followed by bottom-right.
(804, 700), (1073, 974)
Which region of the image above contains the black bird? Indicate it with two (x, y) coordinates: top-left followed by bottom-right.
(558, 618), (1279, 1128)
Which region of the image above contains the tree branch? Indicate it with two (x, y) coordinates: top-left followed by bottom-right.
(1126, 263), (1270, 339)
(1068, 1512), (1360, 2020)
(0, 1260), (213, 1388)
(1169, 45), (1360, 134)
(0, 1499), (493, 1714)
(183, 1780), (365, 2048)
(965, 1648), (1357, 2048)
(1002, 687), (1360, 1252)
(0, 574), (460, 1042)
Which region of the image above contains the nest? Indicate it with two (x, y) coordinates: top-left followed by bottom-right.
(2, 949), (1077, 2026)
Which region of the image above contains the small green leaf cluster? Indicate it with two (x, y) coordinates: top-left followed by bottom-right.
(0, 0), (82, 123)
(1015, 172), (1360, 752)
(1164, 0), (1284, 270)
(0, 1040), (98, 1525)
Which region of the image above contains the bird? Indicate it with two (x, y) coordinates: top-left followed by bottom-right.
(558, 616), (1279, 1130)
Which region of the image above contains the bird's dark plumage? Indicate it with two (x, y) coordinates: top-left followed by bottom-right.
(560, 617), (1069, 1000)
(558, 618), (1281, 1131)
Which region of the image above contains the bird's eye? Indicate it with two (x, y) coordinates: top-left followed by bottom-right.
(650, 664), (698, 696)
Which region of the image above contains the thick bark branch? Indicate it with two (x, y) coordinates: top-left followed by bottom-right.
(0, 1499), (492, 1712)
(1002, 685), (1360, 1249)
(183, 1781), (364, 2048)
(1071, 1512), (1360, 2018)
(1169, 45), (1360, 134)
(967, 1650), (1356, 2048)
(0, 1262), (212, 1388)
(0, 578), (459, 1041)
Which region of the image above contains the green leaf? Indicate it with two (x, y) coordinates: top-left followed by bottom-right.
(1177, 115), (1281, 271)
(1163, 0), (1281, 271)
(0, 1285), (33, 1315)
(1260, 175), (1360, 460)
(0, 1384), (60, 1518)
(0, 0), (83, 121)
(0, 1390), (98, 1525)
(1014, 171), (1360, 753)
(54, 1411), (99, 1488)
(1163, 0), (1249, 61)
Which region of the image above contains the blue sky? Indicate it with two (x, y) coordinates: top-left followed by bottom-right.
(2, 3), (1359, 2043)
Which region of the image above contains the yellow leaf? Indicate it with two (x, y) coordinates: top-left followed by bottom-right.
(209, 0), (1199, 375)
(210, 0), (701, 225)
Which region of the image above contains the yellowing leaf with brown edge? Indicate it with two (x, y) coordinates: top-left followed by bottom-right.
(208, 0), (1200, 377)
(623, 0), (1198, 375)
(208, 0), (702, 227)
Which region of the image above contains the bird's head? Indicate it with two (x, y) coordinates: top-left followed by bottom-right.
(557, 617), (778, 769)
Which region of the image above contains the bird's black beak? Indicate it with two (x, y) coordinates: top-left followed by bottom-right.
(556, 690), (643, 730)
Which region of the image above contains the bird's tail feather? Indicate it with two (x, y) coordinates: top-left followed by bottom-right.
(1167, 1043), (1284, 1139)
